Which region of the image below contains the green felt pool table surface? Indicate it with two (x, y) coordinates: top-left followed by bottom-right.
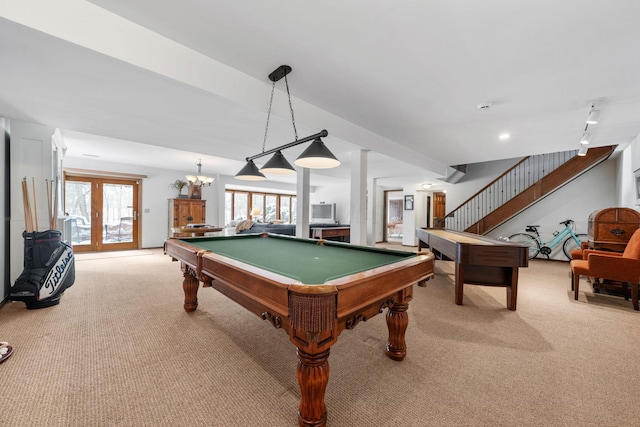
(177, 233), (416, 284)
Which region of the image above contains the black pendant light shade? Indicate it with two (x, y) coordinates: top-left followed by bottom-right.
(235, 160), (267, 181)
(260, 151), (296, 175)
(294, 137), (340, 169)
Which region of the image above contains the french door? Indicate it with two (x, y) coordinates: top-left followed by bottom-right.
(64, 175), (140, 252)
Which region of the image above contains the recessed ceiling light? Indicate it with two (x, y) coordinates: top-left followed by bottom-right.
(499, 133), (511, 140)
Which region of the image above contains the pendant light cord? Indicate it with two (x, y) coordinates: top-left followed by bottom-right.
(262, 81), (276, 153)
(262, 75), (299, 153)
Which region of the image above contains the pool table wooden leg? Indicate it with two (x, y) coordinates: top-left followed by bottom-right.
(181, 264), (199, 312)
(296, 348), (330, 427)
(385, 301), (409, 361)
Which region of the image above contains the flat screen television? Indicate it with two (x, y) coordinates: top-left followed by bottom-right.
(310, 203), (336, 224)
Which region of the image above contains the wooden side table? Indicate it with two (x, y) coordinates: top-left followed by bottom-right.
(172, 226), (222, 238)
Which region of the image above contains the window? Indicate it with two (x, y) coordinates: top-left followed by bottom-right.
(233, 192), (248, 221)
(265, 195), (277, 222)
(224, 192), (232, 226)
(280, 197), (290, 223)
(225, 190), (296, 224)
(251, 193), (265, 221)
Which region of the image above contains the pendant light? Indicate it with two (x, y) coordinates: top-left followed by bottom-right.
(235, 65), (339, 181)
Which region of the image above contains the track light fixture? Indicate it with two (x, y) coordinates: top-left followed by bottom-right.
(576, 103), (601, 156)
(235, 65), (339, 181)
(586, 106), (601, 125)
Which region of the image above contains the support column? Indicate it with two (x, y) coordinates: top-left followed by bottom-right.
(350, 150), (367, 245)
(296, 167), (310, 239)
(366, 177), (377, 245)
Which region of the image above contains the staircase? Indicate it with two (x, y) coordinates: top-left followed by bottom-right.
(443, 145), (616, 234)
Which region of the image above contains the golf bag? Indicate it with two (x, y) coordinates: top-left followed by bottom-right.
(10, 229), (75, 309)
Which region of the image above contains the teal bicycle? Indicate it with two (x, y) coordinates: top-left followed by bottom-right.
(508, 219), (588, 260)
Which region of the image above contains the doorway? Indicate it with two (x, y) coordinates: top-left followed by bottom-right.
(384, 190), (403, 243)
(64, 174), (140, 252)
(433, 192), (446, 228)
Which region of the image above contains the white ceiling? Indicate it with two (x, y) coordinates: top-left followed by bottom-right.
(2, 1), (640, 189)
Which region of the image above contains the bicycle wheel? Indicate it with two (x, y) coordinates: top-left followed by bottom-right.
(563, 234), (588, 260)
(508, 233), (540, 259)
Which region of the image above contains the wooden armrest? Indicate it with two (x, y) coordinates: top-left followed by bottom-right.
(582, 249), (622, 260)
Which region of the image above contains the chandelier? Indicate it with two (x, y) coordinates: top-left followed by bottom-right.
(185, 159), (214, 186)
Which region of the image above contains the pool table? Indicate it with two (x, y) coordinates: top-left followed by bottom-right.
(164, 233), (434, 427)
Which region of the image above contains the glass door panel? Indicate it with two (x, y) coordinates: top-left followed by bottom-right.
(64, 180), (93, 246)
(102, 183), (134, 245)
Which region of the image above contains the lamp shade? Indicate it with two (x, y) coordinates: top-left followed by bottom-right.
(577, 146), (589, 156)
(260, 151), (296, 175)
(294, 138), (340, 169)
(580, 133), (591, 145)
(235, 160), (267, 181)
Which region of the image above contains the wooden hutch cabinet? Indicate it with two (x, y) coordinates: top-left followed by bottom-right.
(168, 198), (206, 234)
(588, 207), (640, 252)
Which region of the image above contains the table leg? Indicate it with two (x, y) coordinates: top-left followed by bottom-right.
(296, 348), (330, 427)
(181, 264), (199, 312)
(385, 301), (409, 361)
(506, 268), (518, 311)
(455, 263), (464, 305)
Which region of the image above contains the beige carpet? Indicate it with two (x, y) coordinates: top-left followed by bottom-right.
(1, 248), (638, 426)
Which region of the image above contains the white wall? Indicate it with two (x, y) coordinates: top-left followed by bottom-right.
(310, 182), (350, 224)
(489, 159), (618, 260)
(617, 134), (640, 208)
(9, 120), (57, 283)
(1, 118), (7, 302)
(401, 184), (430, 246)
(353, 148), (624, 257)
(445, 158), (521, 209)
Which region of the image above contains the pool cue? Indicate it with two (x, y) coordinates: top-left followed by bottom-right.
(45, 178), (52, 229)
(52, 177), (58, 229)
(22, 178), (33, 232)
(32, 177), (38, 231)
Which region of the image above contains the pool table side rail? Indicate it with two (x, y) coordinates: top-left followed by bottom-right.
(201, 251), (300, 323)
(164, 238), (206, 276)
(329, 253), (434, 319)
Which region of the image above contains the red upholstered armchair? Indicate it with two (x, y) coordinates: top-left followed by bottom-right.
(570, 228), (640, 311)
